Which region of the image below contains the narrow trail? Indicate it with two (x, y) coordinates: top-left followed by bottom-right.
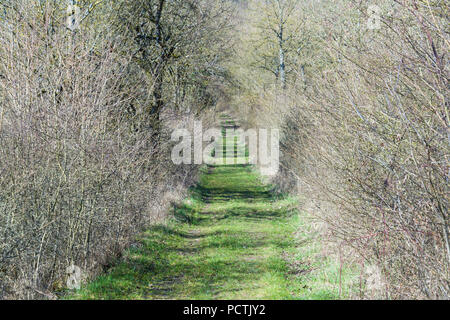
(69, 115), (348, 300)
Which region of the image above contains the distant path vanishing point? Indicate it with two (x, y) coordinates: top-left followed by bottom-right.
(69, 115), (345, 300)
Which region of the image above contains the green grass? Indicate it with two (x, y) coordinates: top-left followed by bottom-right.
(66, 119), (357, 300)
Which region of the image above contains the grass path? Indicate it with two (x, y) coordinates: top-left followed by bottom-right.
(69, 116), (356, 300)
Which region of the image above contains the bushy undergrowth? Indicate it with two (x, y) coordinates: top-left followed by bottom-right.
(0, 0), (228, 299)
(231, 0), (448, 299)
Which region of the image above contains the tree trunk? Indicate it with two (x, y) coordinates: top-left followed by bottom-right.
(150, 0), (166, 142)
(278, 3), (286, 89)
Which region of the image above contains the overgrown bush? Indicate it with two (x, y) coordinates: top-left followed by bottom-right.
(0, 0), (227, 299)
(231, 0), (448, 299)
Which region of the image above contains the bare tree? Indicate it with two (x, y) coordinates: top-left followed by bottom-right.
(0, 0), (228, 299)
